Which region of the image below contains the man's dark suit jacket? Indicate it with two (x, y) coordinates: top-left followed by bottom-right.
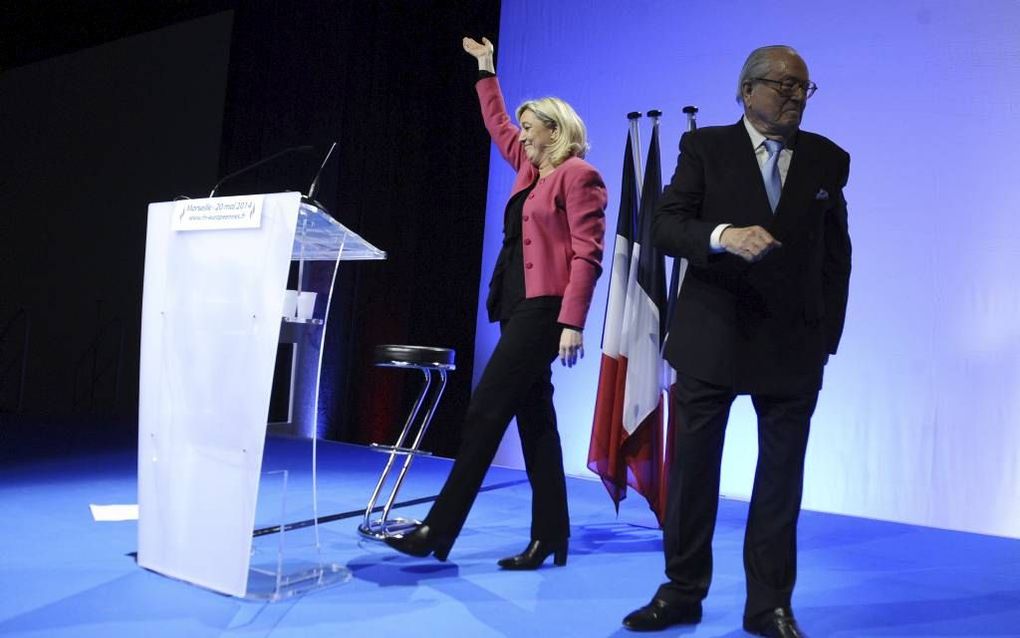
(653, 120), (851, 395)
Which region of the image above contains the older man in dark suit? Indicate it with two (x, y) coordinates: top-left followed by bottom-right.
(622, 45), (851, 637)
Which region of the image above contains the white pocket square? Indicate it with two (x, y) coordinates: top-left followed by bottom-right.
(815, 188), (829, 201)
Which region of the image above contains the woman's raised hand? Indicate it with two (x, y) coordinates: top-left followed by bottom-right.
(462, 37), (495, 73)
(462, 36), (493, 59)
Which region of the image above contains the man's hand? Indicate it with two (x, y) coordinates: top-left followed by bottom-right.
(559, 328), (584, 368)
(719, 225), (782, 262)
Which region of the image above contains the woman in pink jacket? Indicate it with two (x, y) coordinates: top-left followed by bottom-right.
(385, 36), (607, 569)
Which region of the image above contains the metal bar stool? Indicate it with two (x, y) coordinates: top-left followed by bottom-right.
(358, 345), (456, 540)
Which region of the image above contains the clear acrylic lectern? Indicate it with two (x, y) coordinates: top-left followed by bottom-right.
(137, 192), (384, 599)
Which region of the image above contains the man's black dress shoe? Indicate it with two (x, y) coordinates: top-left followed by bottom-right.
(622, 598), (702, 631)
(383, 524), (454, 561)
(497, 539), (568, 570)
(743, 608), (805, 638)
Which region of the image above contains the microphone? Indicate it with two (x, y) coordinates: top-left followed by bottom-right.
(208, 145), (315, 198)
(303, 142), (338, 208)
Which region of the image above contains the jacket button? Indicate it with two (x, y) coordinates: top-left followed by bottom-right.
(523, 215), (529, 221)
(524, 238), (532, 245)
(525, 262), (533, 269)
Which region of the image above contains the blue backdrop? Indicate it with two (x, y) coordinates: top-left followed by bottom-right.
(473, 0), (1020, 538)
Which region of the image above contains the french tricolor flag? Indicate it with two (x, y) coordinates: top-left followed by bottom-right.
(588, 115), (671, 525)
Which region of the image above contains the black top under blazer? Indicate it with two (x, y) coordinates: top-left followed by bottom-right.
(653, 120), (852, 395)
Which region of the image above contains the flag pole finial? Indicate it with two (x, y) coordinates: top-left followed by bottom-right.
(682, 106), (698, 132)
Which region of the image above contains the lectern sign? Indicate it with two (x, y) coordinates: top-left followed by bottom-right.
(172, 195), (264, 231)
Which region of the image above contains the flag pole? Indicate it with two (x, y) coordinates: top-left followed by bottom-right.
(646, 109), (662, 201)
(663, 105), (699, 353)
(682, 105), (698, 129)
(627, 111), (643, 199)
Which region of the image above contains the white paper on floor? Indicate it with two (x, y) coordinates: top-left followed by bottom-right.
(90, 504), (139, 521)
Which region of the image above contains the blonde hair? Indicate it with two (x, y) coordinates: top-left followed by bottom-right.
(515, 97), (589, 166)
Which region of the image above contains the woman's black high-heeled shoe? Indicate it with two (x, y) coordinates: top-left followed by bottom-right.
(383, 524), (454, 561)
(497, 539), (568, 570)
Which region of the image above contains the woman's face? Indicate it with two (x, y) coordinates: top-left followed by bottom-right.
(518, 110), (556, 167)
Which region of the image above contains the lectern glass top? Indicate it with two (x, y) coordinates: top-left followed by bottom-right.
(294, 205), (386, 262)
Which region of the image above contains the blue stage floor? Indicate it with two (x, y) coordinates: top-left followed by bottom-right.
(1, 435), (1018, 637)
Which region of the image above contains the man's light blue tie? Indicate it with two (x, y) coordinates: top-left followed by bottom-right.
(762, 139), (783, 212)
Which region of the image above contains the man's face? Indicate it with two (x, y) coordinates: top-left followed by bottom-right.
(742, 51), (810, 139)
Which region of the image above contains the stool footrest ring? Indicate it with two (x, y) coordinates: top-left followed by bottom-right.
(358, 517), (422, 540)
(369, 443), (433, 457)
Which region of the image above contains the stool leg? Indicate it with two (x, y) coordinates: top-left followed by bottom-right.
(378, 369), (448, 528)
(360, 369), (432, 534)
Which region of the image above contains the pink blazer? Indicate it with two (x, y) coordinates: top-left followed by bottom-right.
(476, 76), (607, 329)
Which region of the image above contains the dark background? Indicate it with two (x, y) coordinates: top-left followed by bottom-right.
(0, 1), (502, 458)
